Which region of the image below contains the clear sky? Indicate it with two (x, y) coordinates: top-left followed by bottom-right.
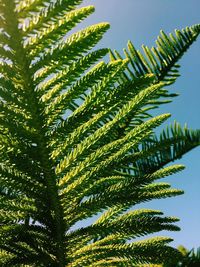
(77, 0), (200, 249)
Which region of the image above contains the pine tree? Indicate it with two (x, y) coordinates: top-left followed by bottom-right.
(0, 0), (199, 266)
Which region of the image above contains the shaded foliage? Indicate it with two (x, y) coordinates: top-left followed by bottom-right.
(0, 0), (199, 266)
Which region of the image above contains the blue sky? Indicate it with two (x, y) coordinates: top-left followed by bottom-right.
(77, 0), (200, 249)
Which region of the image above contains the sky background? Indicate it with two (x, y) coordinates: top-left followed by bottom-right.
(76, 0), (200, 249)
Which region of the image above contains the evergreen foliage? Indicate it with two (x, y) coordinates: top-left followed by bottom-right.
(154, 246), (200, 266)
(175, 246), (200, 266)
(0, 0), (199, 266)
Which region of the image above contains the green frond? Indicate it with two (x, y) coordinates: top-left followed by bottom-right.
(16, 0), (49, 14)
(123, 122), (200, 175)
(57, 110), (169, 187)
(109, 24), (200, 121)
(49, 73), (156, 151)
(59, 114), (169, 200)
(67, 209), (180, 248)
(148, 164), (185, 180)
(0, 195), (36, 223)
(39, 48), (108, 98)
(112, 24), (200, 84)
(31, 22), (110, 70)
(0, 0), (199, 265)
(70, 182), (183, 227)
(64, 155), (185, 225)
(0, 161), (43, 195)
(66, 236), (179, 267)
(45, 59), (128, 126)
(24, 6), (95, 53)
(17, 0), (83, 22)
